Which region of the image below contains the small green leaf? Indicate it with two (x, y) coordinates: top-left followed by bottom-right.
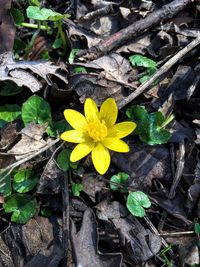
(110, 172), (129, 191)
(0, 104), (21, 123)
(126, 191), (151, 218)
(28, 0), (40, 6)
(11, 8), (24, 25)
(57, 149), (77, 171)
(74, 67), (87, 73)
(0, 83), (23, 96)
(126, 105), (171, 145)
(13, 169), (38, 193)
(40, 207), (52, 217)
(47, 120), (71, 137)
(27, 6), (70, 21)
(129, 54), (157, 70)
(68, 49), (80, 64)
(3, 194), (37, 224)
(72, 183), (83, 197)
(0, 171), (11, 197)
(52, 38), (63, 49)
(22, 95), (52, 126)
(194, 223), (200, 234)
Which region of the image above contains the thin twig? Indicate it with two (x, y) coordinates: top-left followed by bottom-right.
(0, 138), (60, 178)
(118, 36), (200, 109)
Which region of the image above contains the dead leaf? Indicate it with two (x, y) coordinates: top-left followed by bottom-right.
(96, 201), (162, 263)
(9, 122), (48, 160)
(112, 144), (171, 190)
(71, 208), (123, 267)
(36, 158), (63, 194)
(1, 216), (64, 267)
(0, 52), (68, 93)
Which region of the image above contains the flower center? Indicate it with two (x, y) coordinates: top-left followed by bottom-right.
(87, 120), (107, 142)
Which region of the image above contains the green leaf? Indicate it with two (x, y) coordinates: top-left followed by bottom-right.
(0, 171), (12, 197)
(52, 38), (63, 49)
(3, 194), (37, 224)
(68, 49), (80, 64)
(40, 207), (52, 217)
(126, 191), (151, 218)
(13, 169), (38, 193)
(126, 105), (171, 145)
(57, 149), (78, 171)
(28, 0), (40, 6)
(0, 83), (23, 96)
(11, 8), (24, 25)
(72, 183), (83, 197)
(110, 172), (129, 191)
(0, 104), (21, 123)
(47, 120), (71, 137)
(26, 6), (70, 21)
(74, 67), (87, 73)
(129, 54), (157, 70)
(194, 223), (200, 234)
(21, 95), (52, 126)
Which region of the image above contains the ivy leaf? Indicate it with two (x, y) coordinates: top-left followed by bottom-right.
(57, 149), (78, 171)
(13, 169), (38, 193)
(22, 95), (52, 126)
(0, 104), (21, 125)
(27, 6), (70, 21)
(110, 172), (129, 192)
(126, 105), (171, 145)
(3, 194), (37, 224)
(72, 183), (83, 197)
(129, 54), (157, 70)
(126, 191), (151, 218)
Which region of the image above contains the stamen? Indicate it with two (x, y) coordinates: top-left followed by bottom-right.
(87, 120), (107, 142)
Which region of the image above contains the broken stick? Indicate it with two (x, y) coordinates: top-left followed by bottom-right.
(75, 0), (191, 61)
(118, 36), (200, 109)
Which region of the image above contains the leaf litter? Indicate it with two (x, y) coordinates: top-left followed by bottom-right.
(0, 0), (200, 266)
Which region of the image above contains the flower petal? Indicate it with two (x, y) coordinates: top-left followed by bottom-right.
(84, 98), (99, 122)
(108, 122), (137, 138)
(99, 98), (118, 127)
(70, 142), (94, 162)
(60, 130), (89, 143)
(64, 109), (87, 130)
(103, 138), (129, 152)
(92, 143), (110, 175)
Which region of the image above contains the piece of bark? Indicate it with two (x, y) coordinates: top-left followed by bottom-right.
(73, 0), (191, 61)
(0, 0), (15, 54)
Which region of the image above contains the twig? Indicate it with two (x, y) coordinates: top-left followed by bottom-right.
(144, 216), (176, 259)
(75, 0), (191, 61)
(118, 36), (200, 109)
(0, 138), (60, 178)
(62, 171), (70, 264)
(169, 140), (185, 199)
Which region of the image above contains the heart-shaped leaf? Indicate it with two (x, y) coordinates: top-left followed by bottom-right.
(126, 191), (151, 218)
(13, 169), (38, 193)
(22, 95), (52, 126)
(126, 105), (171, 145)
(3, 194), (37, 224)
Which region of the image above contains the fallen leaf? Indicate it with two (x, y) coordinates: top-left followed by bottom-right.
(0, 52), (68, 93)
(71, 208), (123, 267)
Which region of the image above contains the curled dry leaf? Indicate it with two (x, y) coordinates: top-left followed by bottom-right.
(0, 52), (68, 93)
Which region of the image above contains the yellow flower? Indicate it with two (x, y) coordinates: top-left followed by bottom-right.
(61, 98), (137, 175)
